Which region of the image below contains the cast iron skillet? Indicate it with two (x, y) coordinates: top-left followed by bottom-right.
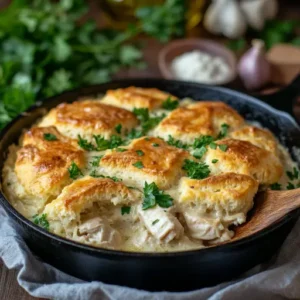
(1, 77), (300, 292)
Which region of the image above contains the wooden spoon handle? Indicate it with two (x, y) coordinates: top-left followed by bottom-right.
(233, 189), (300, 240)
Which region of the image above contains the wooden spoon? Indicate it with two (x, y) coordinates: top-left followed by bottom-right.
(232, 189), (300, 241)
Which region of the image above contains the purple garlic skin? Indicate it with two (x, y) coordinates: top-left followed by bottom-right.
(238, 40), (271, 91)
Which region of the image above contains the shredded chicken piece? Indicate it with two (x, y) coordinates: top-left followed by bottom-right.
(138, 206), (183, 243)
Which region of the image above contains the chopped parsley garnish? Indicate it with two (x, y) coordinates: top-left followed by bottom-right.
(33, 214), (49, 231)
(182, 159), (210, 179)
(287, 182), (295, 190)
(132, 107), (165, 135)
(162, 97), (179, 110)
(43, 133), (57, 141)
(90, 156), (103, 167)
(116, 147), (126, 152)
(270, 183), (281, 190)
(127, 128), (144, 139)
(144, 137), (150, 141)
(286, 167), (299, 180)
(193, 135), (214, 149)
(167, 135), (188, 149)
(192, 146), (207, 159)
(109, 135), (124, 149)
(212, 159), (218, 164)
(133, 161), (144, 169)
(121, 206), (131, 215)
(93, 134), (123, 150)
(89, 171), (122, 182)
(136, 150), (144, 156)
(142, 182), (173, 210)
(152, 219), (160, 225)
(68, 162), (83, 179)
(209, 142), (217, 149)
(218, 144), (228, 152)
(115, 124), (122, 134)
(78, 135), (96, 151)
(152, 143), (159, 147)
(217, 123), (229, 139)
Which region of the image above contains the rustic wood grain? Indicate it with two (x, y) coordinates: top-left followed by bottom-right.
(234, 189), (300, 241)
(0, 260), (36, 300)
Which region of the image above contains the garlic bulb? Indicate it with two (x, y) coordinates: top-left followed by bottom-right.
(238, 40), (271, 91)
(220, 0), (247, 38)
(240, 0), (266, 31)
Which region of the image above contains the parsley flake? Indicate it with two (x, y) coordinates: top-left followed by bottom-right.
(142, 182), (173, 210)
(162, 97), (179, 110)
(217, 123), (230, 139)
(43, 133), (57, 141)
(286, 167), (299, 180)
(115, 124), (122, 134)
(193, 136), (214, 149)
(121, 206), (131, 215)
(136, 150), (144, 156)
(152, 219), (160, 225)
(270, 183), (281, 190)
(90, 155), (103, 167)
(68, 162), (83, 180)
(167, 135), (188, 149)
(133, 161), (144, 169)
(192, 146), (207, 159)
(182, 159), (210, 179)
(78, 135), (96, 151)
(209, 142), (217, 149)
(116, 148), (126, 152)
(152, 143), (159, 147)
(89, 171), (122, 182)
(33, 214), (49, 231)
(287, 182), (295, 190)
(212, 159), (218, 164)
(218, 144), (228, 152)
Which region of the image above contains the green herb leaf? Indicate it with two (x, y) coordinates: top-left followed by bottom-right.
(162, 97), (179, 110)
(78, 135), (96, 151)
(121, 206), (131, 215)
(193, 135), (214, 149)
(192, 146), (207, 159)
(33, 213), (49, 231)
(115, 123), (122, 134)
(152, 143), (159, 147)
(270, 183), (281, 190)
(116, 147), (126, 152)
(209, 142), (217, 149)
(212, 159), (218, 164)
(217, 123), (229, 139)
(142, 182), (173, 210)
(68, 161), (83, 180)
(133, 161), (144, 169)
(136, 150), (144, 156)
(287, 182), (295, 190)
(182, 159), (210, 179)
(43, 133), (57, 141)
(152, 219), (159, 225)
(167, 135), (188, 149)
(286, 167), (299, 180)
(89, 170), (122, 182)
(218, 144), (228, 152)
(90, 155), (103, 167)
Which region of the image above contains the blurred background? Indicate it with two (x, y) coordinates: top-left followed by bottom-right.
(0, 0), (299, 130)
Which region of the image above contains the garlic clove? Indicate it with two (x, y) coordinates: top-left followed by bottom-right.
(219, 0), (247, 39)
(264, 0), (278, 20)
(203, 0), (227, 35)
(240, 0), (266, 31)
(238, 39), (271, 91)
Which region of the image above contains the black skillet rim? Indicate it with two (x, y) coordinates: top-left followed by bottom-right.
(0, 78), (299, 258)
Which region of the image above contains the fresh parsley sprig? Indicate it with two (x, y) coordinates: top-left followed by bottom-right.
(68, 162), (83, 180)
(33, 214), (49, 231)
(142, 182), (173, 210)
(162, 97), (179, 110)
(182, 159), (210, 180)
(44, 133), (57, 141)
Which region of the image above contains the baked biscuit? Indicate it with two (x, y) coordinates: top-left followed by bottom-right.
(15, 126), (85, 202)
(178, 173), (258, 241)
(101, 86), (178, 111)
(153, 101), (244, 144)
(39, 100), (138, 140)
(99, 136), (190, 189)
(44, 176), (141, 248)
(203, 138), (283, 185)
(230, 126), (278, 155)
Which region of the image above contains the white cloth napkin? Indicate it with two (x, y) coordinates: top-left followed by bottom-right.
(1, 206), (300, 300)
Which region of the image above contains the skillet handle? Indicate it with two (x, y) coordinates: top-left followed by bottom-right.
(257, 74), (300, 116)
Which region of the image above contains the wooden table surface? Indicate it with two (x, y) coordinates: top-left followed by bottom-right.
(1, 1), (300, 300)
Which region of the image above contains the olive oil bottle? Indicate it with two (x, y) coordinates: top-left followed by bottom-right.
(100, 0), (206, 33)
